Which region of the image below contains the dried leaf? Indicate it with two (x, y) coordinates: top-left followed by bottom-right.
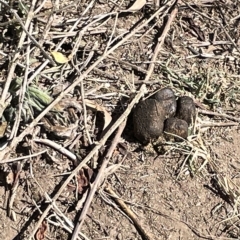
(51, 51), (69, 64)
(35, 221), (47, 240)
(126, 0), (146, 11)
(85, 99), (112, 130)
(185, 17), (205, 41)
(77, 169), (89, 194)
(67, 167), (93, 194)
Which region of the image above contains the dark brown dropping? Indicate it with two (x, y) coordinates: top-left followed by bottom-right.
(151, 87), (177, 118)
(164, 118), (188, 141)
(133, 99), (165, 144)
(176, 96), (196, 125)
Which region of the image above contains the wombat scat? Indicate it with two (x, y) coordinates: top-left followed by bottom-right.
(151, 87), (177, 119)
(133, 88), (196, 144)
(164, 118), (188, 141)
(133, 99), (165, 144)
(176, 96), (196, 125)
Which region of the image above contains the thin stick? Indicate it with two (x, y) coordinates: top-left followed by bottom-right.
(33, 139), (77, 161)
(71, 119), (127, 240)
(0, 150), (47, 164)
(28, 84), (146, 240)
(9, 23), (32, 140)
(144, 0), (179, 82)
(198, 109), (240, 122)
(105, 185), (154, 240)
(200, 122), (238, 128)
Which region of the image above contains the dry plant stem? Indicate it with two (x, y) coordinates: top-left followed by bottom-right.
(105, 185), (154, 240)
(105, 13), (118, 54)
(0, 6), (165, 161)
(77, 45), (98, 145)
(33, 139), (77, 161)
(198, 109), (240, 122)
(0, 150), (47, 164)
(80, 80), (92, 145)
(108, 56), (147, 74)
(144, 0), (179, 82)
(71, 120), (127, 240)
(28, 84), (146, 240)
(200, 122), (238, 128)
(10, 25), (32, 140)
(0, 0), (37, 115)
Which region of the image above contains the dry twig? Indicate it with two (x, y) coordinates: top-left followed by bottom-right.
(144, 0), (179, 82)
(71, 119), (127, 240)
(105, 184), (154, 240)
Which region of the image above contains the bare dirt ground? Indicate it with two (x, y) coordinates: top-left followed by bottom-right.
(0, 0), (240, 240)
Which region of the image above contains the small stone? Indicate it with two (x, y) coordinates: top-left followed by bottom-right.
(164, 118), (188, 141)
(133, 99), (166, 144)
(176, 96), (196, 125)
(151, 87), (177, 118)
